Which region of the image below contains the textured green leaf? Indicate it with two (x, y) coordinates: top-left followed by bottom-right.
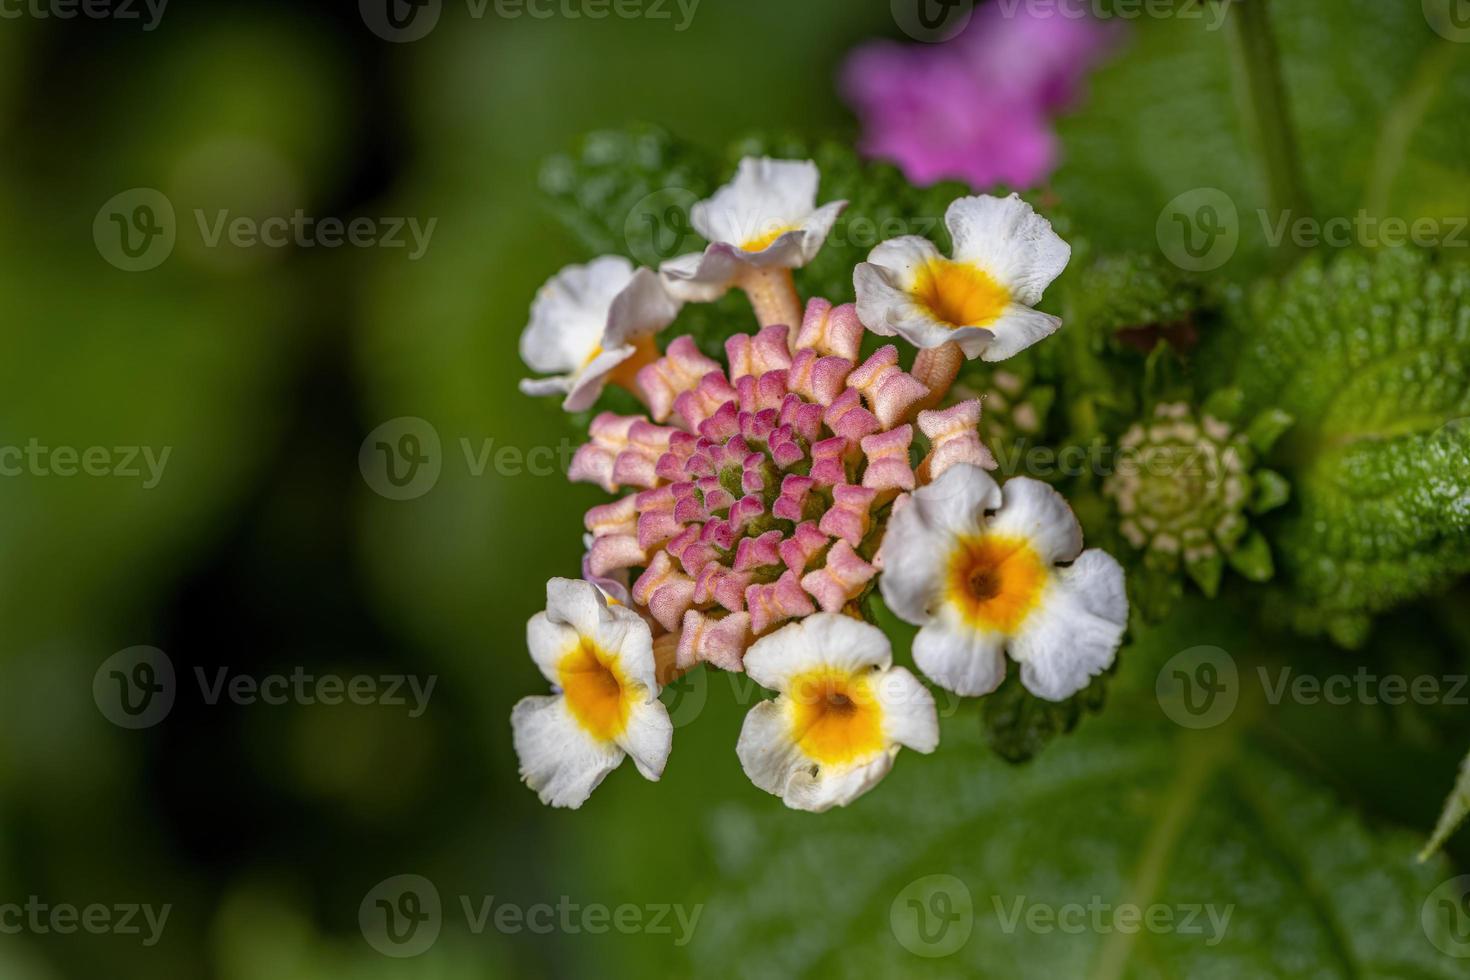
(1054, 0), (1470, 277)
(1215, 249), (1470, 644)
(680, 603), (1468, 978)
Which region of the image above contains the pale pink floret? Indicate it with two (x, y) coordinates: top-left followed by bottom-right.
(632, 552), (697, 632)
(675, 371), (740, 429)
(824, 388), (881, 443)
(726, 325), (793, 379)
(819, 483), (879, 546)
(694, 563), (754, 613)
(677, 609), (751, 672)
(787, 348), (854, 405)
(779, 521), (830, 575)
(734, 529), (784, 572)
(917, 398), (996, 480)
(611, 419), (676, 489)
(808, 436), (850, 487)
(795, 298), (864, 361)
(568, 412), (641, 492)
(636, 336), (721, 422)
(860, 424), (916, 492)
(847, 346), (930, 430)
(745, 570), (817, 635)
(772, 474), (818, 522)
(800, 540), (877, 612)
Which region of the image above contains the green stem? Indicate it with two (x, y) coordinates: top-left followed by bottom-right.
(1226, 0), (1311, 261)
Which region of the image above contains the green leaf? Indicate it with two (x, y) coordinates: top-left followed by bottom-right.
(1246, 408), (1295, 454)
(1213, 249), (1470, 643)
(689, 707), (1462, 978)
(1054, 0), (1470, 278)
(1421, 748), (1470, 862)
(1251, 469), (1292, 514)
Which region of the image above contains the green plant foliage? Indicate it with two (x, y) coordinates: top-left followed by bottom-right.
(1215, 249), (1470, 645)
(690, 711), (1462, 979)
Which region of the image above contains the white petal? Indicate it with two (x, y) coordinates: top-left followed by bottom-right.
(853, 243), (1000, 358)
(783, 752), (895, 812)
(874, 666), (940, 752)
(987, 477), (1084, 564)
(944, 194), (1070, 306)
(618, 696), (673, 781)
(911, 604), (1009, 697)
(527, 612), (577, 685)
(877, 464), (1000, 624)
(693, 158), (820, 247)
(520, 256), (634, 373)
(979, 305), (1063, 362)
(604, 267), (682, 347)
(545, 577), (609, 638)
(604, 602), (660, 693)
(1011, 549), (1128, 701)
(742, 614), (892, 693)
(741, 199), (847, 269)
(735, 700), (896, 813)
(519, 375), (574, 398)
(561, 346), (636, 412)
(511, 695), (625, 809)
(659, 247), (744, 300)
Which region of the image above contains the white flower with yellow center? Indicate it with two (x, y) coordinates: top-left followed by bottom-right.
(854, 194), (1070, 362)
(735, 613), (938, 812)
(512, 578), (673, 808)
(661, 157), (847, 327)
(878, 464), (1127, 701)
(520, 255), (682, 412)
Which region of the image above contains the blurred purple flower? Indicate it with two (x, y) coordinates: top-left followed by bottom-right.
(841, 4), (1121, 190)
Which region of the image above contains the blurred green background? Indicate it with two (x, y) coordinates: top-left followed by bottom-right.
(2, 1), (1469, 978)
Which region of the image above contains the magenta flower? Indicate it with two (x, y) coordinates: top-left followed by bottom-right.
(841, 4), (1120, 190)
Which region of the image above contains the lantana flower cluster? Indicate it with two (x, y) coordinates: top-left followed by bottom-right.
(512, 158), (1129, 811)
